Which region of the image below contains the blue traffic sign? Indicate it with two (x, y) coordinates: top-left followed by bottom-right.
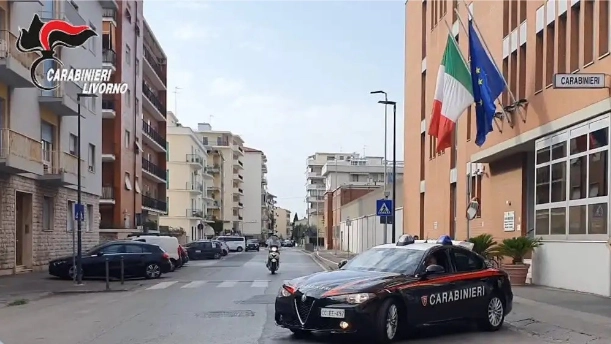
(74, 203), (85, 221)
(376, 199), (394, 217)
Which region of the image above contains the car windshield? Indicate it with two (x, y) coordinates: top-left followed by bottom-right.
(85, 243), (110, 255)
(247, 240), (258, 243)
(342, 248), (425, 275)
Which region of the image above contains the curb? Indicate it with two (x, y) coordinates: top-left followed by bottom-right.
(51, 288), (133, 294)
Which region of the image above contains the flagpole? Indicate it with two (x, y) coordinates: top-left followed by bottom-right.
(442, 20), (469, 67)
(459, 0), (518, 105)
(453, 8), (507, 131)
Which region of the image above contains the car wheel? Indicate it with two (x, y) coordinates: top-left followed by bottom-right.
(237, 247), (243, 252)
(373, 299), (400, 343)
(214, 252), (221, 259)
(479, 294), (505, 331)
(67, 265), (76, 280)
(145, 263), (162, 279)
(290, 329), (311, 338)
(223, 250), (228, 256)
(170, 259), (179, 270)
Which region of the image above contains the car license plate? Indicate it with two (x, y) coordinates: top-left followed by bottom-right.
(320, 308), (345, 318)
(195, 250), (201, 253)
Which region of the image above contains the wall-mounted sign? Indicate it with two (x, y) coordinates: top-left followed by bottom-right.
(503, 211), (515, 232)
(553, 73), (606, 89)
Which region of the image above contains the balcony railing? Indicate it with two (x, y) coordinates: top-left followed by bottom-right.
(215, 140), (229, 146)
(142, 157), (166, 180)
(186, 209), (203, 218)
(103, 8), (117, 21)
(0, 30), (39, 73)
(101, 186), (114, 199)
(142, 82), (167, 117)
(186, 154), (203, 164)
(102, 48), (116, 66)
(238, 188), (244, 194)
(205, 215), (216, 221)
(0, 129), (42, 163)
(142, 195), (167, 212)
(185, 182), (203, 191)
(143, 46), (167, 82)
(142, 122), (167, 149)
(43, 151), (78, 175)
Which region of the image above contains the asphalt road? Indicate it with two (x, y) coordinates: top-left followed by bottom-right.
(0, 248), (552, 344)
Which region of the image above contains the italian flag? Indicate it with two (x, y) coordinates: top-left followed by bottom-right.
(428, 35), (474, 152)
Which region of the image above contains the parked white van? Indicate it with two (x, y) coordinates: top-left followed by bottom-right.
(216, 236), (246, 252)
(131, 235), (181, 268)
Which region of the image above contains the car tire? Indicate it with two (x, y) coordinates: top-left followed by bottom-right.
(372, 299), (400, 343)
(223, 250), (228, 256)
(290, 329), (311, 338)
(478, 293), (505, 331)
(170, 259), (179, 270)
(237, 247), (243, 252)
(144, 263), (162, 279)
(214, 252), (221, 259)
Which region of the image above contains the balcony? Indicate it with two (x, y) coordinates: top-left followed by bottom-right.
(181, 182), (203, 194)
(100, 186), (115, 204)
(204, 215), (216, 222)
(207, 164), (220, 173)
(306, 184), (325, 191)
(142, 195), (167, 213)
(239, 188), (244, 195)
(185, 154), (203, 169)
(233, 159), (244, 169)
(262, 176), (267, 185)
(238, 202), (244, 208)
(101, 142), (116, 162)
(207, 201), (220, 209)
(233, 173), (242, 182)
(142, 157), (166, 183)
(102, 8), (117, 24)
(142, 82), (166, 121)
(39, 151), (80, 186)
(0, 30), (39, 88)
(102, 99), (116, 119)
(307, 171), (323, 179)
(307, 196), (323, 203)
(143, 46), (166, 91)
(0, 129), (43, 175)
(208, 185), (220, 191)
(262, 164), (268, 173)
(142, 122), (166, 152)
(102, 48), (117, 71)
(186, 209), (203, 218)
(38, 81), (81, 117)
(202, 167), (213, 179)
(96, 0), (118, 10)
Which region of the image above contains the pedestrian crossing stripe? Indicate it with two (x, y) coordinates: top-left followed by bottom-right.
(144, 280), (273, 290)
(378, 203), (391, 215)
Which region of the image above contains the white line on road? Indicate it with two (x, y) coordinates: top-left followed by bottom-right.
(146, 281), (178, 290)
(181, 281), (207, 289)
(250, 280), (269, 288)
(217, 281), (238, 288)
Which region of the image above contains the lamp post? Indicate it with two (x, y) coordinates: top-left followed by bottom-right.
(75, 93), (97, 285)
(378, 100), (397, 243)
(370, 90), (390, 243)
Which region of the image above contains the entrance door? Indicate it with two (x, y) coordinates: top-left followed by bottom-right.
(449, 183), (457, 239)
(15, 192), (23, 266)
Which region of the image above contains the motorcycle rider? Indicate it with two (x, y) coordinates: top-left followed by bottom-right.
(267, 244), (280, 270)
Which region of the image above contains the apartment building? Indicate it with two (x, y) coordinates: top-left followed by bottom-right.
(274, 207), (292, 238)
(100, 0), (146, 239)
(321, 155), (404, 191)
(0, 0), (114, 275)
(159, 112), (213, 241)
(405, 0), (611, 296)
(264, 191), (277, 236)
(306, 152), (345, 231)
(243, 147), (267, 238)
(196, 123), (244, 233)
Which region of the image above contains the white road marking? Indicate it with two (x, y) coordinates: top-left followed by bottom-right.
(146, 281), (178, 290)
(251, 280), (269, 288)
(217, 280), (238, 288)
(181, 281), (207, 288)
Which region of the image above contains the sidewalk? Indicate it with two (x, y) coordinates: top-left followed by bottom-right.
(309, 250), (611, 343)
(0, 272), (147, 307)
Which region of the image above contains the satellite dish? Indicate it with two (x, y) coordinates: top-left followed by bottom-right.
(466, 198), (480, 220)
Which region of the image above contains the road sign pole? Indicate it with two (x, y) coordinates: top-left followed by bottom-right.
(383, 191), (389, 243)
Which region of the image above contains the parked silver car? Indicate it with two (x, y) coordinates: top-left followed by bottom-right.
(212, 240), (229, 256)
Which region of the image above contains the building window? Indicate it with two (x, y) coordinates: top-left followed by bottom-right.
(599, 0), (609, 57)
(469, 174), (482, 218)
(570, 2), (581, 72)
(88, 22), (97, 54)
(125, 89), (131, 107)
(67, 200), (75, 232)
(87, 204), (94, 231)
(125, 130), (130, 148)
(535, 30), (544, 92)
(558, 13), (568, 74)
(42, 196), (53, 231)
(583, 0), (594, 65)
(69, 134), (77, 155)
(535, 116), (609, 238)
(126, 45), (131, 65)
(125, 172), (132, 190)
(41, 121), (54, 165)
(88, 144), (95, 172)
(545, 21), (555, 86)
(135, 59), (140, 76)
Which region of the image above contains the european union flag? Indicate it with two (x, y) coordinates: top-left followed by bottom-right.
(468, 20), (507, 147)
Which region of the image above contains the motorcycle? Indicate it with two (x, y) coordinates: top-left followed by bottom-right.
(267, 246), (280, 274)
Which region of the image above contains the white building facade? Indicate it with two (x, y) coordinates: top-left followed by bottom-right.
(321, 156), (404, 192)
(242, 147), (266, 238)
(0, 0), (114, 275)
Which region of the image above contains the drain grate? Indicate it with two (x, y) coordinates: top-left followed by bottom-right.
(235, 294), (276, 305)
(198, 310), (255, 318)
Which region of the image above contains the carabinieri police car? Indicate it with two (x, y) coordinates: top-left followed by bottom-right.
(275, 235), (513, 343)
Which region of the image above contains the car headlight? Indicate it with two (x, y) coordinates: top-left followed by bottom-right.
(278, 286), (295, 297)
(328, 293), (375, 304)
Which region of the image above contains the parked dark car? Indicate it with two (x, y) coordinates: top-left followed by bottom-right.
(185, 240), (223, 260)
(48, 241), (172, 280)
(179, 245), (189, 264)
(246, 239), (260, 251)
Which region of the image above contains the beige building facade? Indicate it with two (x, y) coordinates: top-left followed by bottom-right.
(275, 207), (292, 238)
(405, 0), (611, 296)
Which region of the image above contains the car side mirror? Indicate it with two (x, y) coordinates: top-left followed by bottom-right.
(424, 264), (445, 275)
(337, 259), (348, 269)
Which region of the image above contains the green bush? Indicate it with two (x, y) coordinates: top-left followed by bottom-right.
(496, 236), (543, 264)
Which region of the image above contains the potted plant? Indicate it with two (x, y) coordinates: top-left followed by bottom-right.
(496, 236), (543, 285)
(467, 234), (501, 267)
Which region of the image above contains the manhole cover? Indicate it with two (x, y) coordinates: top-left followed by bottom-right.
(198, 310), (255, 318)
(235, 294), (276, 305)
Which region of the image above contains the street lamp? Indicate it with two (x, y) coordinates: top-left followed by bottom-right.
(75, 92), (97, 285)
(370, 90), (390, 243)
(378, 100), (397, 244)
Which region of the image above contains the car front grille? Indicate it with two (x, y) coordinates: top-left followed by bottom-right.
(294, 297), (315, 325)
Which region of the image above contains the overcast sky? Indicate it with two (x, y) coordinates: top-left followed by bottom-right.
(145, 1), (405, 217)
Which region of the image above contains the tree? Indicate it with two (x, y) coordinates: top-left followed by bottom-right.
(292, 213), (298, 224)
(210, 220), (224, 236)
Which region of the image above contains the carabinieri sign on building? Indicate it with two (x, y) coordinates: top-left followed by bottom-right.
(553, 73), (606, 89)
